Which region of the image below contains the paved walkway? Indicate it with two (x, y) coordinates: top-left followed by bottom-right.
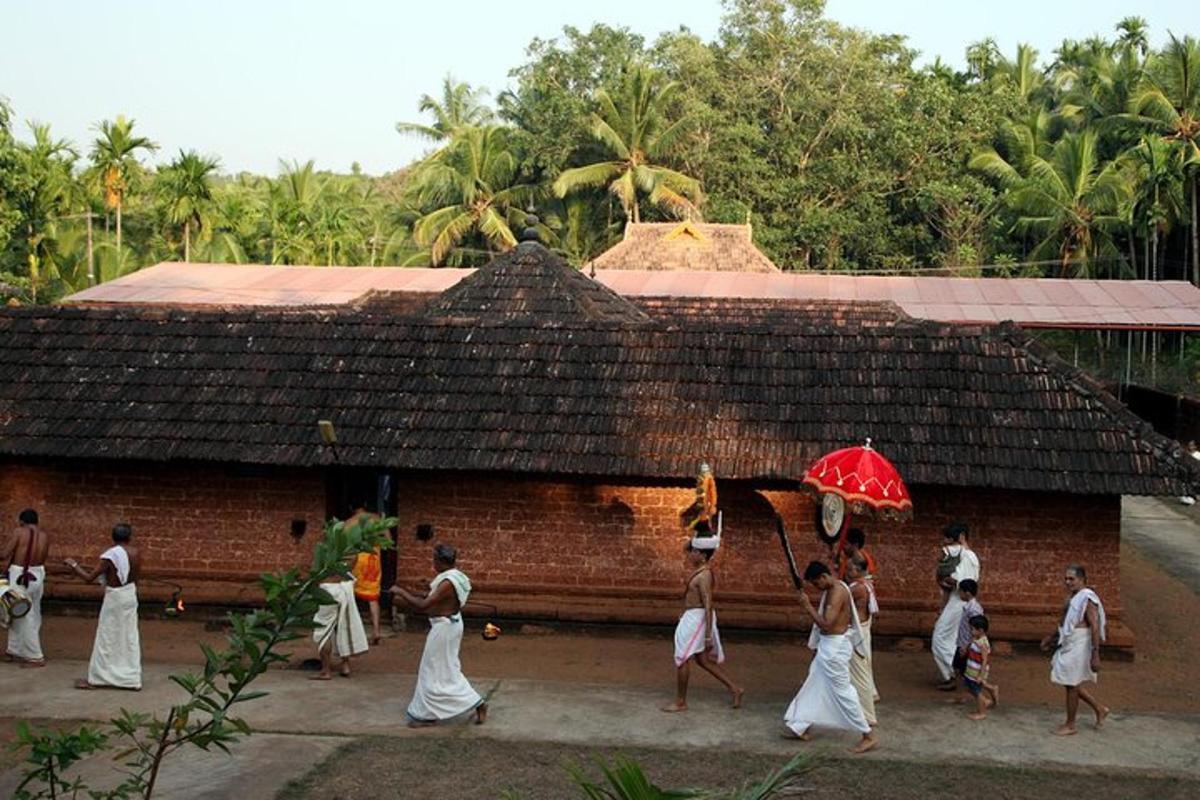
(2, 661), (1198, 798)
(1122, 496), (1200, 592)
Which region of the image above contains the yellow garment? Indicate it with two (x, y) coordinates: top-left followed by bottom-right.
(352, 549), (382, 601)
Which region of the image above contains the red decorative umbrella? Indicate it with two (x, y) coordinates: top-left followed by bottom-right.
(802, 438), (913, 520)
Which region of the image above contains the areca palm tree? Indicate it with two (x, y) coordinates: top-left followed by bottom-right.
(1124, 135), (1186, 280)
(409, 125), (536, 265)
(396, 76), (493, 142)
(158, 150), (220, 262)
(1130, 34), (1200, 283)
(1001, 131), (1131, 277)
(88, 115), (157, 257)
(553, 64), (702, 223)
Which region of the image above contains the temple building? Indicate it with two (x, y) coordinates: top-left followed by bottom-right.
(2, 232), (1196, 649)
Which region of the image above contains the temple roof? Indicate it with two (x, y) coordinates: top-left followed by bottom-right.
(589, 222), (779, 272)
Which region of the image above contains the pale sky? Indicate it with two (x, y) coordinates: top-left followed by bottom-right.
(1, 1), (1193, 176)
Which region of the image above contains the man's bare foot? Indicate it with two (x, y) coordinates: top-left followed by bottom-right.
(991, 685), (1000, 707)
(660, 701), (688, 713)
(309, 673), (333, 681)
(731, 688), (744, 709)
(19, 660), (46, 669)
(936, 679), (957, 692)
(851, 735), (878, 754)
(780, 728), (812, 741)
(1094, 706), (1110, 729)
(370, 636), (381, 645)
(407, 719), (437, 729)
(475, 702), (488, 725)
(339, 664), (351, 678)
(1052, 724), (1077, 736)
(74, 679), (95, 690)
(968, 712), (987, 721)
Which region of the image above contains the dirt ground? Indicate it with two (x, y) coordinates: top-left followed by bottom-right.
(20, 540), (1200, 715)
(277, 737), (1200, 800)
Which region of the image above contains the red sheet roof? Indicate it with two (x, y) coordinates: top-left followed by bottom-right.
(65, 263), (1200, 330)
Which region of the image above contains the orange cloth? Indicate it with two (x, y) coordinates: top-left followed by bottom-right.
(352, 549), (382, 601)
(838, 548), (878, 581)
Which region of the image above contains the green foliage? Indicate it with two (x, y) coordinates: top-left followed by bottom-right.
(503, 751), (817, 800)
(12, 513), (395, 800)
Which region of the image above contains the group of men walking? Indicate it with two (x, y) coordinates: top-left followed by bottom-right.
(3, 508), (1114, 743)
(663, 520), (1110, 752)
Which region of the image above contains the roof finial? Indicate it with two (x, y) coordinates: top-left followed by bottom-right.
(519, 203), (541, 246)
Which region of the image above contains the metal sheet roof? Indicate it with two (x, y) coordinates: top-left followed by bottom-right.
(65, 262), (1200, 330)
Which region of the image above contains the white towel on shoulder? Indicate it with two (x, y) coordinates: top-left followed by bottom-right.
(1059, 588), (1106, 644)
(100, 546), (130, 585)
(430, 569), (471, 607)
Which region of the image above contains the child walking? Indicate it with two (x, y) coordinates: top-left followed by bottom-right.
(963, 614), (999, 720)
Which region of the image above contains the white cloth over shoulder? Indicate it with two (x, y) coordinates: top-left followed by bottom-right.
(1051, 627), (1098, 686)
(6, 565), (44, 661)
(807, 581), (865, 657)
(1058, 588), (1106, 645)
(99, 546), (131, 586)
(430, 569), (471, 606)
(946, 544), (981, 584)
(313, 580), (369, 658)
(87, 583), (141, 689)
(406, 616), (483, 722)
(673, 608), (724, 666)
(783, 632), (871, 736)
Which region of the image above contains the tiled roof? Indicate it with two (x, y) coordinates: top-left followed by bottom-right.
(3, 244), (1196, 495)
(65, 263), (1200, 330)
(589, 222), (780, 272)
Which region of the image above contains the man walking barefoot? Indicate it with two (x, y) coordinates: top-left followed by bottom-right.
(783, 561), (877, 754)
(1042, 564), (1109, 735)
(4, 509), (49, 667)
(661, 539), (743, 712)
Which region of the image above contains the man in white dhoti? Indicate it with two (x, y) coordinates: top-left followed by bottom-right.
(932, 521), (980, 689)
(661, 536), (743, 712)
(1041, 564), (1109, 735)
(64, 523), (142, 690)
(4, 509), (49, 667)
(392, 543), (487, 727)
(311, 575), (369, 680)
(783, 561), (877, 753)
(845, 557), (878, 725)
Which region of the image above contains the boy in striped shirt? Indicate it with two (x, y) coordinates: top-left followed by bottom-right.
(962, 614), (999, 720)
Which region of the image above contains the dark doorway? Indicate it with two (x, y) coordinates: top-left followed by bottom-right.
(326, 468), (399, 615)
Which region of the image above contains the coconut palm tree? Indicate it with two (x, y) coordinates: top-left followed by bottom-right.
(88, 115), (157, 257)
(15, 123), (77, 301)
(553, 64), (702, 224)
(396, 76), (493, 142)
(1129, 34), (1200, 283)
(158, 150), (220, 262)
(1002, 131), (1131, 277)
(409, 125), (537, 265)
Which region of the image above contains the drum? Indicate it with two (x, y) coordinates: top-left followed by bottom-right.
(0, 580), (32, 623)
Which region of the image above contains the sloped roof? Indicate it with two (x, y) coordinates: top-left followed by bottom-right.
(2, 247), (1195, 495)
(589, 222), (780, 272)
(65, 263), (1200, 331)
(425, 240), (648, 325)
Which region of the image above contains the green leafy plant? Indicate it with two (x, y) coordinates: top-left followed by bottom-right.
(12, 514), (395, 800)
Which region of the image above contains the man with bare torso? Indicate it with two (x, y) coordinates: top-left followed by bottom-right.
(392, 543), (486, 727)
(1042, 564), (1110, 736)
(661, 541), (743, 712)
(64, 523), (142, 690)
(4, 509), (50, 666)
(783, 561), (876, 753)
(846, 557), (878, 725)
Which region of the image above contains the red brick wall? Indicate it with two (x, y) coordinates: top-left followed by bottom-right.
(393, 474), (1124, 642)
(0, 459), (1124, 643)
(0, 459), (325, 605)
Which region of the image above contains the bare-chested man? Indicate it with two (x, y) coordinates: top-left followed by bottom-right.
(661, 541), (743, 712)
(4, 509), (49, 666)
(64, 523), (142, 690)
(392, 543), (486, 727)
(1041, 564), (1109, 735)
(783, 560), (876, 753)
